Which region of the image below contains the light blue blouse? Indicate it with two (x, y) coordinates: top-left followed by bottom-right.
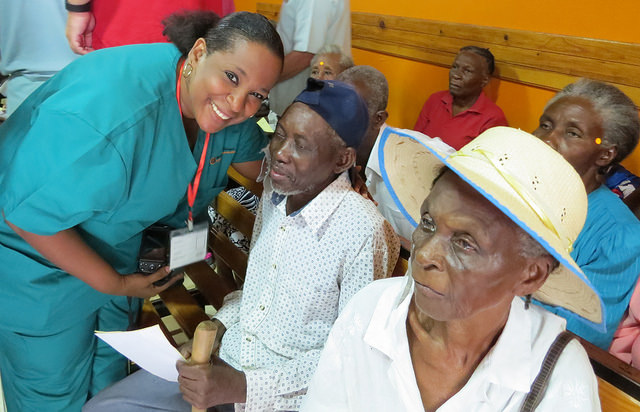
(539, 185), (640, 349)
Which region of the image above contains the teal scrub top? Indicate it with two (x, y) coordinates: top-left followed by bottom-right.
(0, 43), (267, 334)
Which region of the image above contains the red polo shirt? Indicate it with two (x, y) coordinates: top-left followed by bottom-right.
(91, 0), (235, 50)
(413, 90), (508, 150)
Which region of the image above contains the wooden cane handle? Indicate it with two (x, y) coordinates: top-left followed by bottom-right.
(190, 320), (218, 412)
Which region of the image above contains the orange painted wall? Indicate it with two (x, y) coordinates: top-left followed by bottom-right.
(237, 0), (640, 174)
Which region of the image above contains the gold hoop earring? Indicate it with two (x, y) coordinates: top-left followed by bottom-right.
(183, 62), (193, 78)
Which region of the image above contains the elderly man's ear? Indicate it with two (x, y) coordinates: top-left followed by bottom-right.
(374, 110), (389, 130)
(334, 147), (357, 174)
(515, 255), (556, 297)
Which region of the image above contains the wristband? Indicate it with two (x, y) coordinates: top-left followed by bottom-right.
(65, 1), (91, 12)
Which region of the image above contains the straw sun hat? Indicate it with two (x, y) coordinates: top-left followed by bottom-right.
(379, 126), (604, 328)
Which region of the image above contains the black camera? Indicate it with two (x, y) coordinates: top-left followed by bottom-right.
(137, 224), (179, 287)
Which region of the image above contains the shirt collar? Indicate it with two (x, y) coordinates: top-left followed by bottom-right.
(268, 171), (353, 237)
(472, 297), (534, 393)
(363, 275), (414, 359)
(442, 90), (490, 115)
(364, 276), (535, 394)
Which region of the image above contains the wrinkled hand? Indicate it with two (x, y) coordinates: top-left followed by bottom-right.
(177, 356), (247, 409)
(350, 166), (377, 205)
(179, 339), (194, 360)
(65, 11), (96, 54)
(120, 267), (183, 298)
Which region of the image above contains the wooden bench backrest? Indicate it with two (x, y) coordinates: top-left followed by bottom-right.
(257, 2), (640, 107)
(598, 378), (640, 411)
(575, 335), (640, 410)
(139, 169), (258, 345)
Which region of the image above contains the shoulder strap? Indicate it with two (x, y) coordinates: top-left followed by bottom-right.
(519, 330), (575, 412)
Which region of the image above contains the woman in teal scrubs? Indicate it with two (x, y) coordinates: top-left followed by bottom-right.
(0, 11), (283, 412)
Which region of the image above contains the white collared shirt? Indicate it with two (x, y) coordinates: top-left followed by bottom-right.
(302, 276), (601, 412)
(365, 125), (455, 240)
(215, 172), (400, 411)
(269, 0), (351, 115)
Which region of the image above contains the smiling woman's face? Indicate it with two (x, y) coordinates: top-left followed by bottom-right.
(410, 172), (530, 322)
(181, 38), (282, 134)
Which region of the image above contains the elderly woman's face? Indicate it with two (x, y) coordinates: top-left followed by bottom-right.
(410, 172), (531, 321)
(310, 53), (342, 80)
(533, 96), (606, 176)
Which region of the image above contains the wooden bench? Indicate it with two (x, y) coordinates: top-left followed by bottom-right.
(138, 167), (258, 346)
(576, 335), (640, 410)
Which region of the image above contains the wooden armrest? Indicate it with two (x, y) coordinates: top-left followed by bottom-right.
(576, 334), (640, 386)
(572, 333), (640, 403)
(598, 378), (640, 411)
(184, 260), (236, 310)
(157, 281), (210, 340)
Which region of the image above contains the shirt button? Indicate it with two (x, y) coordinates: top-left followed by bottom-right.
(246, 336), (252, 342)
(259, 305), (265, 311)
(280, 226), (285, 231)
(272, 264), (277, 269)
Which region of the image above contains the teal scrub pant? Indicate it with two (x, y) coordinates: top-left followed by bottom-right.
(0, 295), (139, 412)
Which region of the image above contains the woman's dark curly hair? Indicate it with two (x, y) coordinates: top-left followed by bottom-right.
(162, 10), (284, 62)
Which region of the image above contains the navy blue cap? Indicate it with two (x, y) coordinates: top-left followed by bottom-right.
(293, 78), (369, 148)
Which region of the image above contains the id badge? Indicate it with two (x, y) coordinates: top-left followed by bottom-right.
(169, 222), (209, 269)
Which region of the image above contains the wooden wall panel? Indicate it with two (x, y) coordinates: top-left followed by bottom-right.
(257, 3), (640, 106)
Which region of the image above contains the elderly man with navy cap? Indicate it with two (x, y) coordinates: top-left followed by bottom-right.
(83, 79), (400, 412)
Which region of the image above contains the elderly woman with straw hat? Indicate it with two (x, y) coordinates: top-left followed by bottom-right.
(300, 126), (602, 411)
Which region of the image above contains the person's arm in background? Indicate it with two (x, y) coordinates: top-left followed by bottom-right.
(276, 0), (342, 83)
(231, 159), (263, 182)
(4, 219), (181, 297)
(278, 51), (314, 82)
(65, 0), (95, 54)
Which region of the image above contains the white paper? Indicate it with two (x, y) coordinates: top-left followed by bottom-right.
(95, 325), (184, 382)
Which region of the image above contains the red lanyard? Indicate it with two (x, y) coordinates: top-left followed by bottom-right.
(177, 60), (211, 230)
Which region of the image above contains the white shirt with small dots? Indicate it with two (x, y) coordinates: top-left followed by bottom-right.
(214, 171), (400, 411)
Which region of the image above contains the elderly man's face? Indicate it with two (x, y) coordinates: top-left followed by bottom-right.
(268, 103), (343, 197)
(410, 172), (531, 321)
(448, 51), (489, 100)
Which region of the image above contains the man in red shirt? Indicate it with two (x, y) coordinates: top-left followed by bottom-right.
(413, 46), (508, 150)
